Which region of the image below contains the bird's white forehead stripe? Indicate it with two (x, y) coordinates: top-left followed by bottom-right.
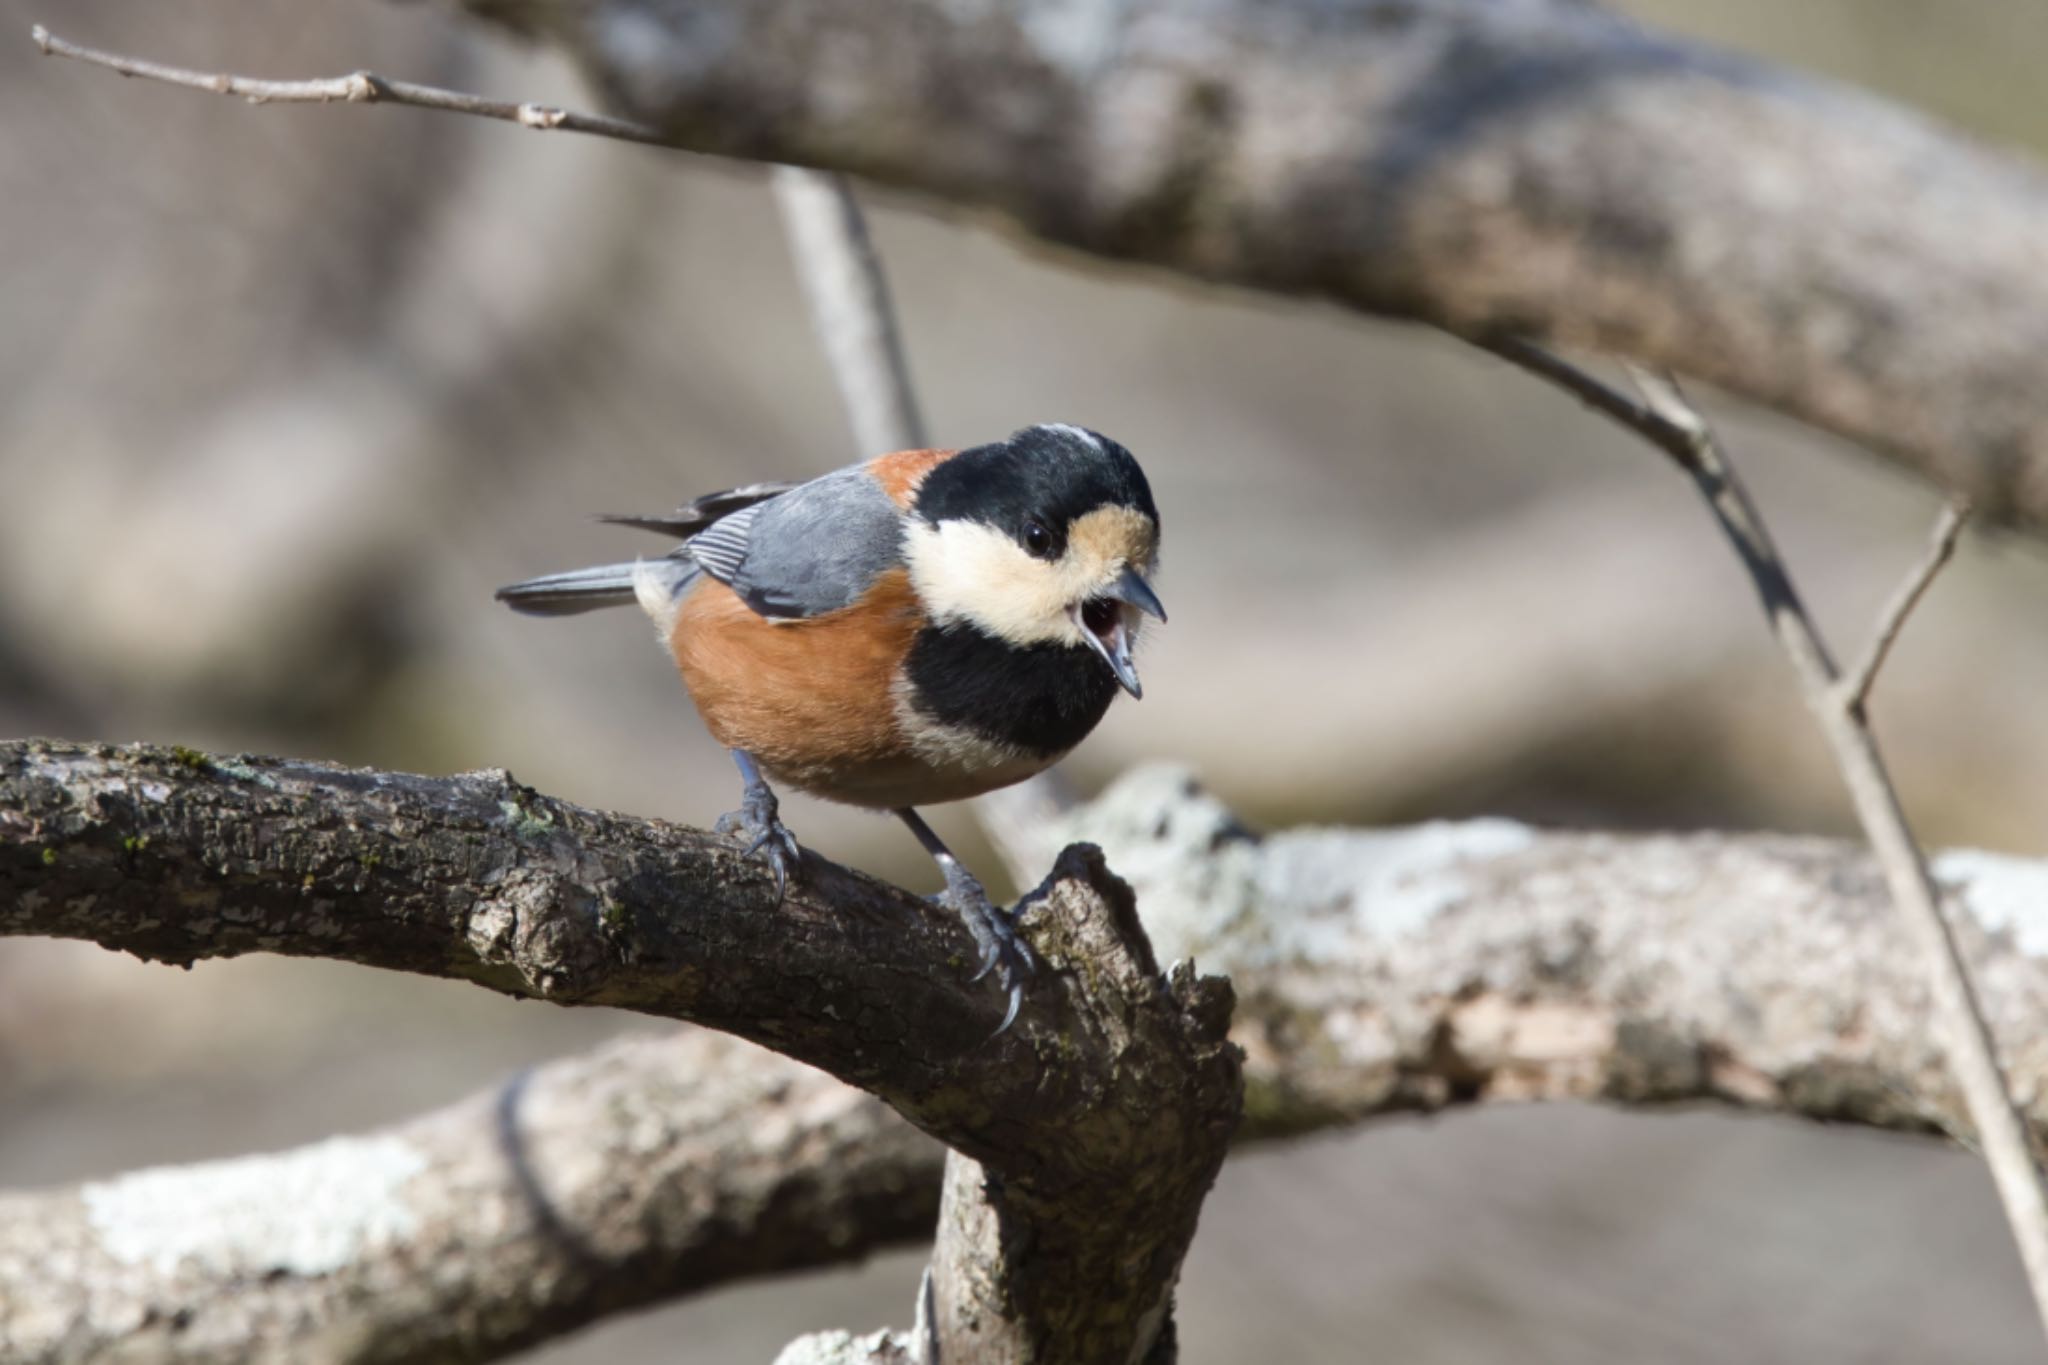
(1040, 422), (1102, 452)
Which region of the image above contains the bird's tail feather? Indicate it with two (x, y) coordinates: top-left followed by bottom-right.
(495, 562), (647, 616)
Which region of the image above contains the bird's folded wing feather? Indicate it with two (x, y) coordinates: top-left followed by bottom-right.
(683, 465), (907, 620)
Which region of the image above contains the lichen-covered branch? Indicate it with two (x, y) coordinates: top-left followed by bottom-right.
(0, 739), (1241, 1364)
(0, 1030), (941, 1364)
(440, 0), (2048, 528)
(1039, 767), (2048, 1143)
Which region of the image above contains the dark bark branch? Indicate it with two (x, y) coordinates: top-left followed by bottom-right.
(0, 739), (1241, 1365)
(12, 756), (2048, 1359)
(0, 1030), (941, 1364)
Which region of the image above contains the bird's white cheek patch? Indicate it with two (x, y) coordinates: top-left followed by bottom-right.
(903, 520), (1081, 648)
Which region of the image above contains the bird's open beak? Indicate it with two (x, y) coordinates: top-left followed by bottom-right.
(1106, 565), (1167, 624)
(1073, 567), (1165, 700)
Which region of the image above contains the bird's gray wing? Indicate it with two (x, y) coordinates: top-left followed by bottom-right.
(501, 480), (842, 617)
(685, 465), (905, 619)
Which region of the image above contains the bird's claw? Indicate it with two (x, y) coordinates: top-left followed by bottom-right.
(936, 866), (1035, 1036)
(718, 784), (801, 900)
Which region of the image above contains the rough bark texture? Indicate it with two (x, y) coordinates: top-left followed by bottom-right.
(0, 1030), (940, 1364)
(453, 0), (2048, 527)
(9, 751), (2048, 1360)
(0, 740), (1242, 1364)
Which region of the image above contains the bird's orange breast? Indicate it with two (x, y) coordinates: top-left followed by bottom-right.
(671, 569), (926, 801)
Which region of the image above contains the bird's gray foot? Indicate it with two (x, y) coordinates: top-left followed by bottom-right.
(934, 861), (1035, 1035)
(894, 806), (1036, 1033)
(719, 750), (801, 900)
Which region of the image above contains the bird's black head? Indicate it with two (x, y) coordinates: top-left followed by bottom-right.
(906, 424), (1164, 698)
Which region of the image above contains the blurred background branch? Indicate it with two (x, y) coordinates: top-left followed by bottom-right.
(41, 0), (2048, 529)
(0, 1031), (941, 1365)
(448, 0), (2048, 530)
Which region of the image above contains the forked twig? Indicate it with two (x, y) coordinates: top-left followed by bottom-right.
(1486, 337), (2048, 1344)
(31, 24), (672, 146)
(1839, 499), (1972, 716)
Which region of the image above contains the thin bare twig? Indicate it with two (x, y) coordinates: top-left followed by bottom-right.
(1475, 337), (1701, 472)
(31, 24), (673, 147)
(1839, 498), (1972, 716)
(1485, 339), (2048, 1346)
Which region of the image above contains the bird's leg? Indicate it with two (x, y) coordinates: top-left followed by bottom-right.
(895, 807), (1035, 1031)
(716, 749), (802, 899)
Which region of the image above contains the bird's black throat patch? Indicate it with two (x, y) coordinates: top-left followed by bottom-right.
(904, 621), (1119, 758)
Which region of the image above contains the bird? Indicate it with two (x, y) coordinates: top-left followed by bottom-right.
(495, 423), (1164, 1028)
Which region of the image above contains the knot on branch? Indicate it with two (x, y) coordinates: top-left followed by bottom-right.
(466, 865), (616, 1000)
(927, 844), (1243, 1362)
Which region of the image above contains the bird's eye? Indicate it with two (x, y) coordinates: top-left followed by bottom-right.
(1022, 519), (1055, 559)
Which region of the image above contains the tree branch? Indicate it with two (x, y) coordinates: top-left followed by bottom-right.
(0, 739), (1240, 1365)
(0, 1029), (941, 1364)
(14, 759), (2048, 1360)
(37, 4), (2048, 527)
(1009, 766), (2048, 1144)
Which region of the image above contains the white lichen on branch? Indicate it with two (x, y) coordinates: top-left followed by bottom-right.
(82, 1136), (428, 1278)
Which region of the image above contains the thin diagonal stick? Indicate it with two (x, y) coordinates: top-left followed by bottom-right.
(1839, 499), (1971, 716)
(32, 24), (672, 147)
(1484, 338), (2048, 1345)
(773, 168), (930, 458)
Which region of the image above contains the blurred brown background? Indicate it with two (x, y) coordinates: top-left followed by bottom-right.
(4, 1), (2047, 1358)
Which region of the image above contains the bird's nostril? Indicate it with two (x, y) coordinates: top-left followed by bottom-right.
(1080, 597), (1119, 640)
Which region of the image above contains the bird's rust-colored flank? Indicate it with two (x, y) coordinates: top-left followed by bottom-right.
(672, 569), (924, 800)
(868, 447), (954, 508)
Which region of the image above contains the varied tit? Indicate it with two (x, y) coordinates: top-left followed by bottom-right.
(496, 423), (1164, 1025)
